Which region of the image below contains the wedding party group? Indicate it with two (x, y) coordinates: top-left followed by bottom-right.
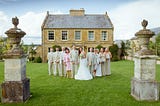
(47, 45), (112, 80)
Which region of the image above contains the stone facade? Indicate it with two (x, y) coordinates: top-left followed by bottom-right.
(41, 9), (114, 62)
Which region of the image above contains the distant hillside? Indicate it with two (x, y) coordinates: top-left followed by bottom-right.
(151, 27), (160, 35)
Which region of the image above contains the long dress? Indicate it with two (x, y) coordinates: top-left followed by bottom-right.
(105, 53), (111, 75)
(75, 53), (93, 80)
(100, 53), (106, 76)
(95, 54), (102, 77)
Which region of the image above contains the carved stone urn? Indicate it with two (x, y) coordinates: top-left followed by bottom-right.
(135, 19), (155, 55)
(4, 17), (26, 58)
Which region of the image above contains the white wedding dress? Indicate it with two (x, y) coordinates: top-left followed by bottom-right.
(75, 55), (93, 80)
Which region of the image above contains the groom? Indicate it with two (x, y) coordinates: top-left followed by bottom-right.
(87, 47), (96, 76)
(70, 45), (79, 78)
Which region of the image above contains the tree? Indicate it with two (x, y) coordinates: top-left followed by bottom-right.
(0, 37), (3, 60)
(148, 41), (156, 54)
(0, 46), (3, 60)
(155, 33), (160, 56)
(0, 37), (11, 60)
(29, 43), (37, 61)
(52, 45), (62, 51)
(120, 41), (127, 59)
(95, 45), (104, 51)
(109, 44), (119, 61)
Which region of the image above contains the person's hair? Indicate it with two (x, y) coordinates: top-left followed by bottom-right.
(79, 47), (83, 55)
(65, 47), (70, 53)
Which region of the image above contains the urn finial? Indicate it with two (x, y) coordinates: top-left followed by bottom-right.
(135, 19), (155, 55)
(12, 16), (19, 28)
(141, 19), (148, 30)
(4, 16), (26, 57)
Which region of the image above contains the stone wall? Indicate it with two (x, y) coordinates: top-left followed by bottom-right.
(42, 28), (113, 62)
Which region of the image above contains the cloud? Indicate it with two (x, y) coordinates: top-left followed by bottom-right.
(19, 12), (46, 37)
(19, 11), (63, 44)
(0, 11), (11, 35)
(0, 10), (63, 44)
(109, 0), (160, 40)
(0, 0), (18, 4)
(1, 0), (160, 44)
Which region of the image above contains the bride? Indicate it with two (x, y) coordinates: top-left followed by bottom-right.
(75, 47), (93, 80)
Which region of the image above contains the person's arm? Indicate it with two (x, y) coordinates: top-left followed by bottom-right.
(109, 52), (112, 58)
(70, 51), (73, 62)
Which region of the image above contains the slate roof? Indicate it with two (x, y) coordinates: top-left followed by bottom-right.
(43, 14), (113, 29)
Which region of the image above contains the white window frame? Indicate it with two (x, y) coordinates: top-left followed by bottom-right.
(74, 31), (81, 41)
(88, 31), (95, 41)
(48, 31), (55, 41)
(101, 31), (108, 41)
(61, 31), (68, 41)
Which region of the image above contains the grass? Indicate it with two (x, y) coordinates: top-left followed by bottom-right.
(0, 60), (160, 106)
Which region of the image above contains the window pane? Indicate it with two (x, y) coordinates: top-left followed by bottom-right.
(48, 31), (54, 40)
(48, 47), (50, 52)
(88, 31), (94, 41)
(62, 31), (68, 40)
(75, 31), (81, 40)
(101, 31), (107, 41)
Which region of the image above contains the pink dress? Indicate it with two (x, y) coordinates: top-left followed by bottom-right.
(64, 53), (72, 70)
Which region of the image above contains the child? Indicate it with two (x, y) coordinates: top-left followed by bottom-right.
(63, 48), (72, 78)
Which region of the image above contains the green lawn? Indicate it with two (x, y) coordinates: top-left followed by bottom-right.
(0, 60), (160, 106)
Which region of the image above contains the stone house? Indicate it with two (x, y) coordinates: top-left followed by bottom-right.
(41, 9), (114, 62)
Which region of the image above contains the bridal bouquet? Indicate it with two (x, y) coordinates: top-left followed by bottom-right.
(80, 53), (85, 58)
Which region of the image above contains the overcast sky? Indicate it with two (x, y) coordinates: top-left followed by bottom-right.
(0, 0), (160, 44)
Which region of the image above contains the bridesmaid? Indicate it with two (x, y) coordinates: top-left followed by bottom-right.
(99, 48), (106, 76)
(104, 47), (112, 75)
(95, 49), (102, 77)
(63, 48), (72, 78)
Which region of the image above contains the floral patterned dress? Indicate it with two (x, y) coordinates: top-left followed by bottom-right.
(64, 53), (72, 71)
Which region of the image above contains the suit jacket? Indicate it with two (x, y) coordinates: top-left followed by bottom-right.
(87, 52), (96, 65)
(70, 50), (79, 64)
(60, 51), (65, 61)
(54, 51), (61, 64)
(47, 52), (54, 63)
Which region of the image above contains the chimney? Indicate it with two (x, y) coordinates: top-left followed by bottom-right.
(70, 8), (85, 16)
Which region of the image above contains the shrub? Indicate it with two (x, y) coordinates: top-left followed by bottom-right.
(29, 57), (35, 61)
(34, 56), (42, 63)
(52, 45), (62, 51)
(95, 45), (104, 51)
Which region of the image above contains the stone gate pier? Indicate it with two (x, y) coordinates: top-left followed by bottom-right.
(1, 17), (30, 103)
(131, 20), (159, 101)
